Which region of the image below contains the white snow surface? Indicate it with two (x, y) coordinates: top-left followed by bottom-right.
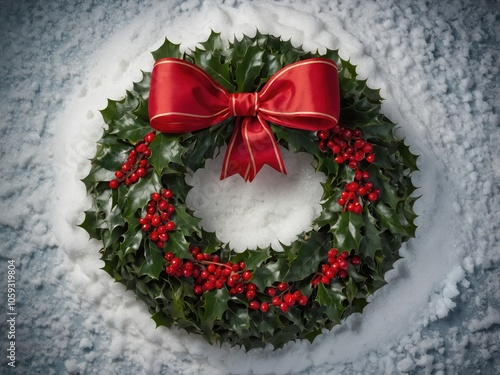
(0, 0), (499, 374)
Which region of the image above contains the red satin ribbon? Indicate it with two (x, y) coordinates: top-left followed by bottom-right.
(148, 57), (340, 181)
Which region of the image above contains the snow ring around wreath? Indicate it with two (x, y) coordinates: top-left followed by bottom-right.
(80, 31), (419, 351)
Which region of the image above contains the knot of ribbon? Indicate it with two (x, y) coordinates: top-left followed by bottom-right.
(148, 57), (340, 181)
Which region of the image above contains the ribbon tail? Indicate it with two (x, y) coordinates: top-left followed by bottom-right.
(221, 117), (286, 182)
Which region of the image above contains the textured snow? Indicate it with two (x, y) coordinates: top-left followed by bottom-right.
(0, 0), (499, 374)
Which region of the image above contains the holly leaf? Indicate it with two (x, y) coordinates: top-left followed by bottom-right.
(251, 259), (283, 290)
(151, 38), (182, 60)
(139, 241), (165, 279)
(121, 172), (162, 217)
(117, 226), (143, 261)
(234, 43), (265, 92)
(202, 288), (230, 331)
(166, 230), (191, 259)
(172, 203), (201, 237)
(282, 232), (329, 282)
(93, 135), (132, 171)
(372, 201), (407, 235)
(315, 283), (345, 323)
(330, 211), (364, 251)
(193, 48), (234, 91)
(232, 247), (271, 270)
(149, 133), (187, 175)
(359, 211), (382, 260)
(111, 113), (151, 143)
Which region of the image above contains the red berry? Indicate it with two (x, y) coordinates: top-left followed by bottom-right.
(165, 221), (176, 231)
(215, 279), (225, 289)
(298, 295), (308, 306)
(366, 153), (376, 163)
(354, 139), (365, 149)
(283, 293), (296, 306)
(362, 143), (373, 153)
(279, 302), (289, 313)
(348, 160), (359, 169)
(260, 302), (269, 312)
(277, 282), (288, 292)
(249, 301), (260, 310)
(170, 257), (181, 268)
(166, 205), (176, 214)
(342, 129), (352, 139)
(368, 192), (378, 202)
(266, 288), (277, 297)
(151, 193), (161, 201)
(136, 167), (147, 177)
(109, 179), (120, 189)
(143, 148), (151, 158)
(242, 271), (252, 281)
(164, 252), (174, 261)
(328, 248), (338, 258)
(351, 255), (362, 266)
(121, 162), (132, 172)
(114, 170), (124, 179)
(317, 130), (329, 140)
(150, 231), (159, 241)
(334, 155), (344, 164)
(346, 182), (359, 192)
(338, 270), (348, 279)
(272, 297), (282, 306)
(207, 264), (216, 273)
(246, 290), (256, 300)
(144, 132), (155, 143)
(193, 285), (203, 295)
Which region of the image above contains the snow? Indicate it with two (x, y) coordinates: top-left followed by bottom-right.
(0, 0), (499, 374)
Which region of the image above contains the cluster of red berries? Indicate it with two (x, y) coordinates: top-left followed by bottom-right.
(165, 247), (254, 295)
(338, 179), (381, 214)
(109, 132), (156, 189)
(317, 125), (375, 169)
(138, 189), (176, 248)
(164, 247), (308, 313)
(264, 283), (308, 313)
(311, 248), (361, 286)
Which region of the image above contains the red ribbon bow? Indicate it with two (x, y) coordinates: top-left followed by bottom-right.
(148, 57), (340, 181)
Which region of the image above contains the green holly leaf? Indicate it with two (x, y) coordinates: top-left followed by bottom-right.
(315, 283), (345, 323)
(93, 135), (132, 171)
(173, 202), (201, 237)
(111, 113), (151, 143)
(132, 71), (151, 97)
(202, 288), (230, 331)
(118, 226), (143, 261)
(151, 37), (182, 60)
(373, 201), (407, 235)
(149, 133), (187, 176)
(330, 211), (364, 251)
(166, 230), (191, 259)
(121, 172), (162, 217)
(234, 43), (265, 92)
(251, 259), (283, 290)
(232, 247), (271, 270)
(359, 211), (383, 261)
(139, 241), (165, 279)
(282, 232), (329, 282)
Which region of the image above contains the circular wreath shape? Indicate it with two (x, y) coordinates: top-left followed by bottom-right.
(81, 31), (419, 351)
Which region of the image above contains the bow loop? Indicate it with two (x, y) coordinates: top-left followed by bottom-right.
(149, 57), (340, 181)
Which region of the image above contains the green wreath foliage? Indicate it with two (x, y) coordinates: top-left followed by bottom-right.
(80, 31), (419, 350)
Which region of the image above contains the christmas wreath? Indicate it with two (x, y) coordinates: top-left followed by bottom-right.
(80, 31), (418, 350)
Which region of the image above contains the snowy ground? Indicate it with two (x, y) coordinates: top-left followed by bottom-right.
(0, 0), (499, 374)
